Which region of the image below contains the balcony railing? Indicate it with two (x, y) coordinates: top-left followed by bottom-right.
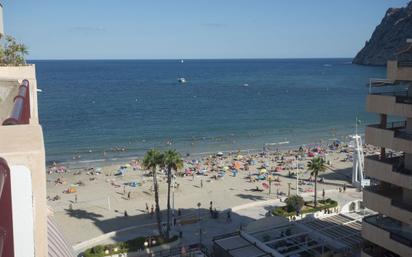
(362, 241), (400, 257)
(367, 155), (412, 176)
(398, 61), (412, 68)
(365, 184), (412, 212)
(368, 88), (412, 105)
(2, 79), (30, 125)
(364, 215), (412, 247)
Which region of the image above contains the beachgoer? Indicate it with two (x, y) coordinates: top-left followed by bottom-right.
(150, 205), (154, 217)
(145, 203), (149, 213)
(75, 194), (77, 203)
(343, 184), (346, 192)
(200, 179), (203, 189)
(127, 191), (131, 200)
(322, 189), (325, 199)
(227, 210), (232, 222)
(124, 210), (128, 217)
(178, 208), (182, 216)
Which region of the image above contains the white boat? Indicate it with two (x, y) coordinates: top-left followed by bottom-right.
(181, 59), (184, 63)
(178, 77), (187, 83)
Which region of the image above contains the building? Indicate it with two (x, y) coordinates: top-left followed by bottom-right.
(363, 40), (412, 257)
(213, 210), (371, 257)
(0, 67), (74, 257)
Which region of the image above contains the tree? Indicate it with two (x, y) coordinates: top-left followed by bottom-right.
(143, 149), (164, 238)
(285, 195), (304, 214)
(162, 150), (183, 239)
(307, 157), (327, 208)
(1, 35), (28, 66)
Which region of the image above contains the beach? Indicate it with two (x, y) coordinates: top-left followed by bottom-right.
(46, 142), (379, 246)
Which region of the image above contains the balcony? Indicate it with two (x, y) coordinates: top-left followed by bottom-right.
(362, 240), (400, 257)
(365, 122), (412, 153)
(362, 215), (412, 257)
(363, 186), (412, 224)
(366, 92), (412, 118)
(364, 155), (412, 190)
(387, 60), (412, 82)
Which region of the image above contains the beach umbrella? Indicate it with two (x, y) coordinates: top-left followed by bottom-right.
(234, 161), (241, 170)
(260, 168), (267, 174)
(217, 152), (223, 156)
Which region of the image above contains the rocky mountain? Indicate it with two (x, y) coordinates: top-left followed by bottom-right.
(353, 1), (412, 66)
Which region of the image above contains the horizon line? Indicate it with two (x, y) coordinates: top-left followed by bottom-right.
(28, 57), (355, 61)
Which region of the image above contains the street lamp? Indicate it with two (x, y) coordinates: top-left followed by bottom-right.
(197, 202), (202, 244)
(296, 156), (299, 196)
(172, 174), (176, 227)
(144, 236), (157, 248)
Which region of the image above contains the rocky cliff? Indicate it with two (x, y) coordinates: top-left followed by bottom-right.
(353, 1), (412, 66)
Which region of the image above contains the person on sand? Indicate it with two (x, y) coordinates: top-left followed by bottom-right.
(150, 205), (154, 218)
(145, 203), (149, 213)
(127, 191), (131, 200)
(322, 189), (325, 199)
(200, 179), (203, 189)
(124, 210), (128, 217)
(343, 184), (346, 192)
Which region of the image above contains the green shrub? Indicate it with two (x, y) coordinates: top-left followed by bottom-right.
(284, 195), (304, 213)
(83, 235), (179, 257)
(272, 198), (338, 218)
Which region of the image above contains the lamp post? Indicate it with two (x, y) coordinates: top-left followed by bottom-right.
(287, 182), (291, 197)
(172, 175), (175, 227)
(197, 202), (201, 244)
(296, 156), (299, 196)
(144, 236), (157, 250)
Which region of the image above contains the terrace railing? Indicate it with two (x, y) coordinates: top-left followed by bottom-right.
(2, 79), (30, 125)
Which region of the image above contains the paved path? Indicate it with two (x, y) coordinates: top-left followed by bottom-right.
(73, 188), (362, 255)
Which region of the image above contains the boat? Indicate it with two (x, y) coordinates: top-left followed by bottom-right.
(181, 59), (184, 63)
(178, 77), (187, 84)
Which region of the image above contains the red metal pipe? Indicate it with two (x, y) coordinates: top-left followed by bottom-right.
(2, 80), (30, 125)
(0, 158), (14, 257)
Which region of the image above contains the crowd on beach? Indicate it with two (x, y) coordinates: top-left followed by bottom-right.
(47, 140), (381, 205)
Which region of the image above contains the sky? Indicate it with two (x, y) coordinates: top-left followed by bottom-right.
(2, 0), (411, 59)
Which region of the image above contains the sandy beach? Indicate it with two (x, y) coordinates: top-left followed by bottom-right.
(46, 143), (378, 246)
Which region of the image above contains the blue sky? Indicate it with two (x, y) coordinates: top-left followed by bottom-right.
(2, 0), (411, 59)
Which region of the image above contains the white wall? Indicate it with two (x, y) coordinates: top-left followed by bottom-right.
(10, 165), (35, 257)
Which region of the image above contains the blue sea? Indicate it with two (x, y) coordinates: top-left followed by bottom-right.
(33, 59), (385, 165)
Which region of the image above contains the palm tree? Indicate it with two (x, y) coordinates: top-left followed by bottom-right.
(17, 43), (28, 64)
(162, 150), (183, 239)
(143, 149), (164, 237)
(307, 157), (327, 208)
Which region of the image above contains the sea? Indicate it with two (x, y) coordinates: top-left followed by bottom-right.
(32, 59), (385, 166)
